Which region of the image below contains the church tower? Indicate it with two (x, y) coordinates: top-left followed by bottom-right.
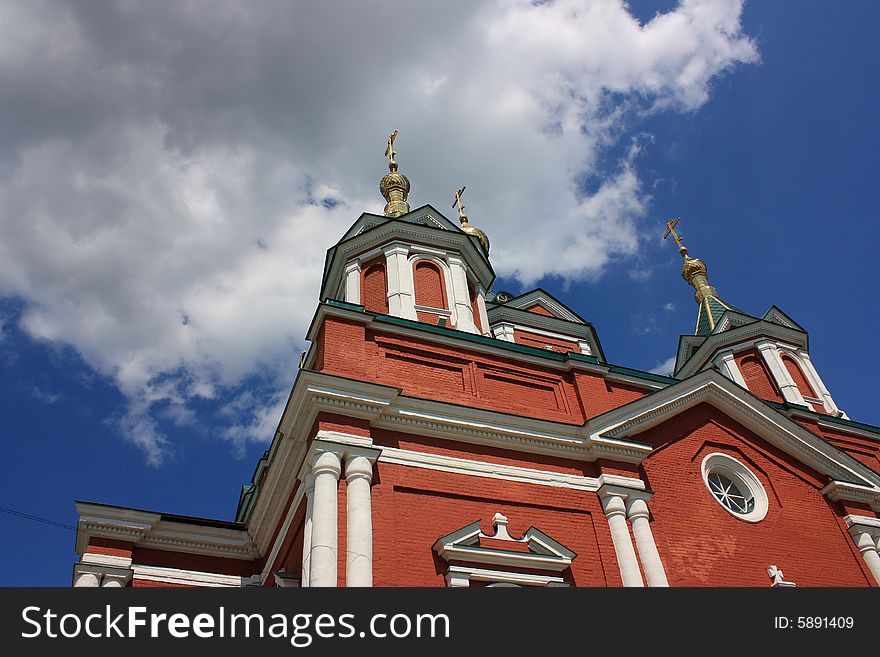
(664, 218), (843, 418)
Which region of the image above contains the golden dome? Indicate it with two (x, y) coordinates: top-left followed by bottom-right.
(460, 217), (490, 255)
(379, 168), (411, 217)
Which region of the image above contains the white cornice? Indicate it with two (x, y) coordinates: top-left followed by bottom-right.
(245, 370), (652, 554)
(321, 213), (494, 300)
(844, 514), (880, 531)
(822, 481), (880, 510)
(377, 445), (601, 491)
(131, 564), (260, 588)
(587, 370), (880, 491)
(75, 502), (259, 561)
(437, 545), (571, 571)
(446, 565), (568, 587)
(676, 320), (808, 378)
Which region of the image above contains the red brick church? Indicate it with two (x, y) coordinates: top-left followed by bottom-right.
(72, 137), (880, 588)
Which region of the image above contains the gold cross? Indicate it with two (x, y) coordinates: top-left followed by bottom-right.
(452, 185), (466, 217)
(663, 216), (686, 251)
(384, 130), (398, 164)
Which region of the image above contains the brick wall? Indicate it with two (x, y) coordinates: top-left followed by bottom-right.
(637, 403), (872, 586)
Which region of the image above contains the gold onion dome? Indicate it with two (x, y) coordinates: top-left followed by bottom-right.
(680, 255), (717, 304)
(452, 185), (490, 255)
(380, 130), (411, 217)
(459, 214), (490, 255)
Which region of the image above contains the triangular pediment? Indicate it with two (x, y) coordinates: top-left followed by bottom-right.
(762, 305), (804, 331)
(500, 289), (587, 324)
(587, 370), (880, 493)
(433, 512), (576, 572)
(338, 204), (462, 243)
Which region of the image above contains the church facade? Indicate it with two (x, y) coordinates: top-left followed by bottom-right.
(72, 141), (880, 588)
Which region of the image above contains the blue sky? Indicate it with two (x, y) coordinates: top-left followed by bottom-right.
(1, 1), (878, 585)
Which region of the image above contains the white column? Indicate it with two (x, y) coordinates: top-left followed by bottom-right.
(300, 473), (315, 587)
(383, 244), (418, 320)
(475, 284), (491, 336)
(446, 254), (478, 334)
(600, 493), (644, 587)
(797, 350), (840, 415)
(309, 451), (342, 587)
(74, 571), (101, 587)
(756, 341), (806, 405)
(853, 531), (880, 586)
(344, 261), (361, 305)
(716, 351), (747, 389)
(626, 498), (669, 587)
(345, 455), (375, 587)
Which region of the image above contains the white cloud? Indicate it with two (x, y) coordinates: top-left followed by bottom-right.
(651, 356), (678, 377)
(0, 0), (758, 462)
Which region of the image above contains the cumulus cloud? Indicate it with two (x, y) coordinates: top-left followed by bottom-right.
(0, 0), (758, 462)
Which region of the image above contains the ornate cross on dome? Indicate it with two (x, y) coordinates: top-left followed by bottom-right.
(384, 129), (398, 170)
(663, 216), (688, 256)
(452, 185), (467, 220)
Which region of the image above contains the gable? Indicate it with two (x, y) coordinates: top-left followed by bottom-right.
(502, 289), (587, 324)
(587, 370), (880, 493)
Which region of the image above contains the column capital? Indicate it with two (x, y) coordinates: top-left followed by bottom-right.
(382, 242), (411, 257)
(626, 497), (651, 521)
(311, 450), (342, 479)
(597, 483), (652, 503)
(345, 453), (377, 484)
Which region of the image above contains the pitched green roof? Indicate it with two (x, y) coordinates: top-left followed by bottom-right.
(695, 295), (747, 336)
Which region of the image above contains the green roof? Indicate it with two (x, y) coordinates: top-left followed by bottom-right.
(695, 296), (749, 336)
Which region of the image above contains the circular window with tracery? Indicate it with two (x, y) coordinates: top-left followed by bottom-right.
(701, 453), (768, 523)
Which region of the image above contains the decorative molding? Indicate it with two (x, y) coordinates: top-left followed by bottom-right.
(321, 206), (494, 302)
(434, 513), (575, 587)
(131, 565), (260, 588)
(822, 481), (880, 510)
(676, 319), (809, 378)
(75, 502), (259, 562)
(378, 446), (601, 490)
(445, 565), (569, 587)
(588, 370), (880, 491)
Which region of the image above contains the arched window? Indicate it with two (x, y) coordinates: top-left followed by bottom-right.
(781, 355), (818, 398)
(413, 260), (447, 310)
(361, 260), (388, 314)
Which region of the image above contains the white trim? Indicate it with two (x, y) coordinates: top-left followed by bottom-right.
(445, 565), (568, 587)
(701, 452), (769, 523)
(587, 370), (880, 491)
(821, 481), (880, 510)
(408, 253), (458, 325)
(258, 483), (306, 586)
(844, 515), (880, 532)
(75, 502), (259, 561)
(438, 545), (571, 571)
(82, 553), (132, 569)
(131, 565), (259, 588)
(343, 260), (361, 305)
(378, 446), (602, 491)
(677, 321), (809, 378)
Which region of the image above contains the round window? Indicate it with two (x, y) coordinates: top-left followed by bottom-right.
(700, 453), (768, 523)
